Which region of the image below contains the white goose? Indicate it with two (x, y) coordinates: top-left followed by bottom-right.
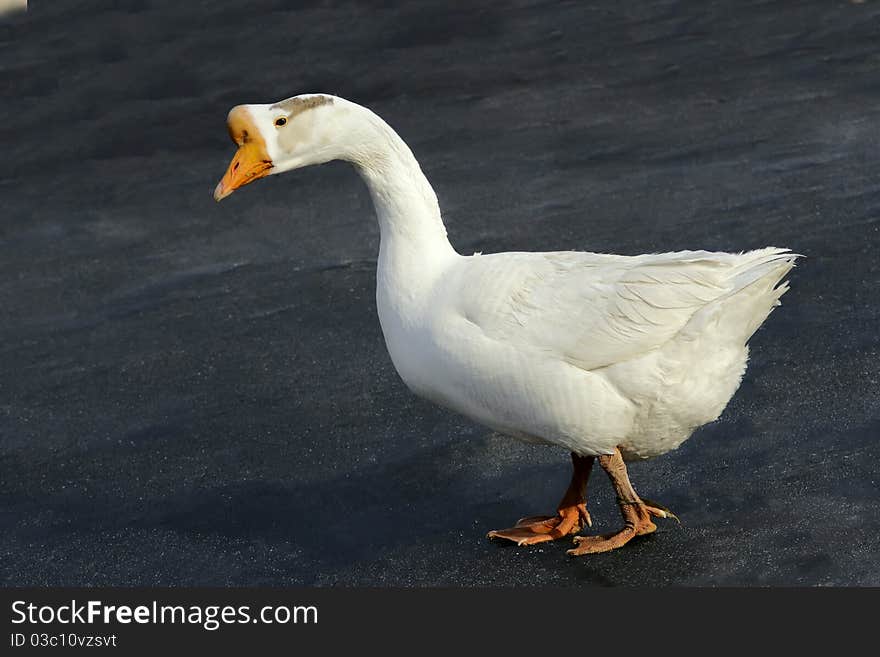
(215, 94), (799, 555)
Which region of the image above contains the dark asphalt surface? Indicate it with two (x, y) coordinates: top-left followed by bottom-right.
(1, 1), (878, 586)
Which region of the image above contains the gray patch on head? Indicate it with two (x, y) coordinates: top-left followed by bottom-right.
(270, 95), (334, 116)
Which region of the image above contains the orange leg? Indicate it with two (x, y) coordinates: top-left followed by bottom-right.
(488, 452), (595, 546)
(567, 447), (677, 556)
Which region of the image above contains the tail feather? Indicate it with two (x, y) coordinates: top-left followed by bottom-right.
(725, 249), (800, 343)
(682, 248), (801, 344)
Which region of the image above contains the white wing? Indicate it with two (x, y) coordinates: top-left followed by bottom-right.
(454, 247), (797, 371)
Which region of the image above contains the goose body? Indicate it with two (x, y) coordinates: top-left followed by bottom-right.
(215, 94), (799, 554)
(380, 247), (794, 461)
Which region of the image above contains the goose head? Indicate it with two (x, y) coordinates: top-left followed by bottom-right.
(214, 93), (352, 201)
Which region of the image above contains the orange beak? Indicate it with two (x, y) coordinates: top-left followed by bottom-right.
(214, 106), (273, 202)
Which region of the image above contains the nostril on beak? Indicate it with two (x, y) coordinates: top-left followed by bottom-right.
(233, 162), (240, 171)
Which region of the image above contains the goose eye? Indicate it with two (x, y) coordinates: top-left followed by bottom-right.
(274, 117), (287, 127)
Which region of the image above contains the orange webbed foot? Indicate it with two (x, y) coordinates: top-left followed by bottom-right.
(487, 503), (592, 546)
(566, 500), (669, 556)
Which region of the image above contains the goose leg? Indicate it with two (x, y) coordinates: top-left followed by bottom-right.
(488, 452), (594, 546)
(568, 447), (676, 556)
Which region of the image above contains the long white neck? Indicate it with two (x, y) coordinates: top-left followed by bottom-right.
(344, 106), (458, 268)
